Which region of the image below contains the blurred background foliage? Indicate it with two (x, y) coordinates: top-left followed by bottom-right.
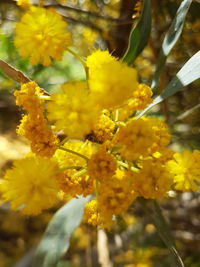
(0, 0), (200, 266)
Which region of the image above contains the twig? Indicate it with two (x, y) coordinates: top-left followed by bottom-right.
(45, 4), (134, 25)
(45, 3), (120, 22)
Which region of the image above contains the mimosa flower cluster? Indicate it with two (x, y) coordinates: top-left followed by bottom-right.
(1, 4), (200, 229)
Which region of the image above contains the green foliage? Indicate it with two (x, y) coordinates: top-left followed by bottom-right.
(138, 50), (200, 118)
(152, 0), (193, 90)
(122, 0), (151, 64)
(32, 196), (90, 267)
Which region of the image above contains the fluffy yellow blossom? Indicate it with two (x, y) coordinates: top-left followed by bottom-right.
(55, 141), (96, 197)
(17, 114), (58, 157)
(128, 83), (153, 110)
(15, 82), (58, 157)
(86, 50), (116, 70)
(86, 50), (138, 109)
(14, 81), (44, 115)
(14, 6), (71, 66)
(113, 117), (157, 161)
(113, 117), (170, 161)
(92, 114), (115, 142)
(47, 82), (100, 139)
(84, 200), (98, 226)
(117, 84), (153, 121)
(85, 169), (137, 228)
(99, 169), (137, 216)
(152, 148), (174, 164)
(16, 0), (31, 8)
(0, 155), (61, 215)
(130, 158), (173, 199)
(167, 150), (200, 192)
(148, 117), (170, 153)
(88, 149), (117, 182)
(84, 199), (113, 228)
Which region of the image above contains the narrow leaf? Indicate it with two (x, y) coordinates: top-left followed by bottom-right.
(122, 0), (151, 64)
(0, 59), (30, 84)
(152, 0), (192, 90)
(151, 201), (185, 267)
(32, 196), (90, 267)
(0, 59), (50, 95)
(137, 50), (200, 118)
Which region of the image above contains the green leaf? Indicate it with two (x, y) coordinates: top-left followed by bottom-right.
(151, 201), (185, 267)
(151, 0), (192, 90)
(137, 50), (200, 118)
(122, 0), (151, 64)
(32, 196), (90, 267)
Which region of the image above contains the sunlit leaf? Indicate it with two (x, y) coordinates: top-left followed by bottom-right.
(32, 196), (90, 267)
(122, 0), (151, 64)
(151, 0), (193, 90)
(137, 50), (200, 118)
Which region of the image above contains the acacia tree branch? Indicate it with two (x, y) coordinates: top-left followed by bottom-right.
(45, 3), (120, 22)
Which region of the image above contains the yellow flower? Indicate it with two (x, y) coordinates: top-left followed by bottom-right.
(47, 82), (100, 139)
(117, 83), (153, 121)
(152, 148), (174, 164)
(17, 114), (58, 157)
(126, 83), (153, 112)
(85, 169), (137, 228)
(113, 117), (156, 161)
(148, 117), (170, 153)
(167, 150), (200, 192)
(55, 141), (96, 197)
(14, 81), (44, 115)
(86, 50), (138, 109)
(15, 82), (58, 157)
(92, 114), (115, 142)
(88, 148), (117, 182)
(16, 0), (31, 9)
(113, 117), (170, 161)
(84, 199), (113, 228)
(14, 6), (71, 66)
(130, 158), (173, 199)
(86, 50), (116, 69)
(99, 169), (137, 216)
(0, 155), (61, 215)
(84, 200), (98, 226)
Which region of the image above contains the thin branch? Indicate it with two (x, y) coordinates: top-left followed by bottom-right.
(45, 3), (119, 22)
(44, 3), (134, 25)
